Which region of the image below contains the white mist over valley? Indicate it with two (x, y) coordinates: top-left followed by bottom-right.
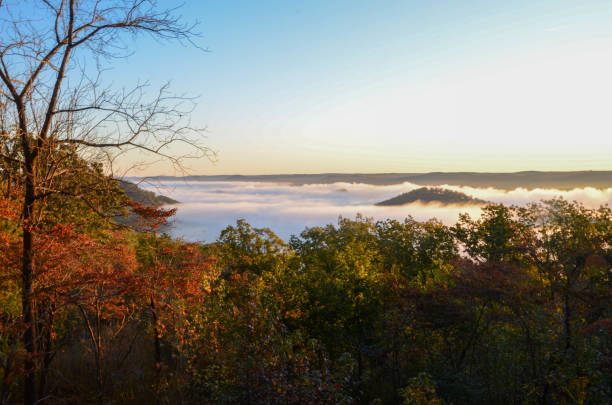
(137, 180), (612, 242)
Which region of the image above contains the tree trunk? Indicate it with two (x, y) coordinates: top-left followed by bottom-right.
(38, 302), (56, 399)
(563, 281), (572, 352)
(22, 171), (37, 405)
(150, 298), (162, 377)
(150, 297), (162, 403)
(96, 304), (103, 405)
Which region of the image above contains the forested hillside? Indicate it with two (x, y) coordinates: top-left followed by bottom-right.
(1, 172), (610, 403)
(118, 181), (179, 206)
(376, 187), (487, 206)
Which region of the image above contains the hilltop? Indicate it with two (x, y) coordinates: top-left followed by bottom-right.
(376, 187), (487, 206)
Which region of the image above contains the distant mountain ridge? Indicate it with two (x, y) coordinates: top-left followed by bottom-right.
(141, 171), (612, 190)
(376, 187), (487, 206)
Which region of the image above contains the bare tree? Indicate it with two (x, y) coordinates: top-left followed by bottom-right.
(0, 1), (208, 403)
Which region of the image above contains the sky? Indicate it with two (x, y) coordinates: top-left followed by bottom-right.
(112, 1), (612, 176)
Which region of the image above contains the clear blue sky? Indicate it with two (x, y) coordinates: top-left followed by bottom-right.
(115, 1), (612, 175)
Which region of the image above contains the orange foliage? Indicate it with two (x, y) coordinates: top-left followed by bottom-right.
(123, 199), (177, 232)
(34, 224), (139, 311)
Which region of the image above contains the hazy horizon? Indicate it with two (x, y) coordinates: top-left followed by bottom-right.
(135, 169), (612, 176)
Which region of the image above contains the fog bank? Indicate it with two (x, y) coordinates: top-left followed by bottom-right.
(138, 181), (612, 242)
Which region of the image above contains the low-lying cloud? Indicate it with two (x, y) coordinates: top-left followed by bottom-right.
(138, 181), (612, 242)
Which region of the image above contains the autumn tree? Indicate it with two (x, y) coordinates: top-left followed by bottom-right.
(134, 232), (212, 399)
(185, 221), (348, 404)
(452, 204), (529, 264)
(0, 1), (207, 403)
(33, 225), (140, 404)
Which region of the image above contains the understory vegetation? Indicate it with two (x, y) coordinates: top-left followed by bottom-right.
(0, 175), (610, 404)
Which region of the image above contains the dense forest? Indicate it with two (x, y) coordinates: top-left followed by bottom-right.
(1, 166), (611, 404)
